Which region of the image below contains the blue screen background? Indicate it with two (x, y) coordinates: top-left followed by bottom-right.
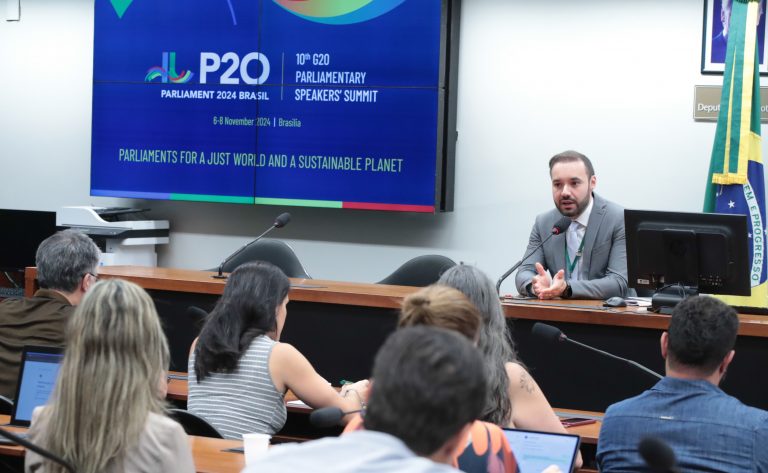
(91, 0), (445, 210)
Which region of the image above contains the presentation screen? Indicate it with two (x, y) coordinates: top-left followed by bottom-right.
(91, 0), (458, 212)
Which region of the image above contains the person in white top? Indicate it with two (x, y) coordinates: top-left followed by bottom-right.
(514, 150), (629, 300)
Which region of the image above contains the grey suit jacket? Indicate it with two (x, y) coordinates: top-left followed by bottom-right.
(514, 193), (629, 299)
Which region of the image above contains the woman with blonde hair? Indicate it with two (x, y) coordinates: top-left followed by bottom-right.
(25, 279), (194, 473)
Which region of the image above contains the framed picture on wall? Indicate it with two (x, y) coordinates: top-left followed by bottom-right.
(701, 0), (768, 75)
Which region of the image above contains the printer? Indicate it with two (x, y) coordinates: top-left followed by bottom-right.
(56, 206), (169, 266)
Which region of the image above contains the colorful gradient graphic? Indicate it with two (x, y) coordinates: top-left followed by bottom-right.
(145, 52), (194, 83)
(272, 0), (407, 25)
(91, 189), (435, 212)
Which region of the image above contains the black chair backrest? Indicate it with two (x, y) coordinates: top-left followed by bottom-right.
(377, 255), (457, 287)
(168, 408), (224, 438)
(219, 238), (311, 278)
(187, 306), (208, 331)
(0, 395), (13, 416)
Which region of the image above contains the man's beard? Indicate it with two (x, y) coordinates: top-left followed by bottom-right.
(556, 194), (590, 217)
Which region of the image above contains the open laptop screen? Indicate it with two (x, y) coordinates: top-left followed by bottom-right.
(503, 428), (580, 473)
(11, 346), (64, 427)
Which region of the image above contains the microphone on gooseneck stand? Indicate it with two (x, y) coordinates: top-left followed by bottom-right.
(531, 322), (663, 380)
(309, 407), (363, 428)
(0, 427), (76, 473)
(639, 437), (680, 473)
(212, 212), (292, 279)
(496, 216), (572, 295)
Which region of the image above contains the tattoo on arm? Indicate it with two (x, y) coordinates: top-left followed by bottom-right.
(519, 372), (537, 394)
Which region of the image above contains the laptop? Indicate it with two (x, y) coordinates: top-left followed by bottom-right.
(8, 346), (64, 427)
(503, 428), (580, 473)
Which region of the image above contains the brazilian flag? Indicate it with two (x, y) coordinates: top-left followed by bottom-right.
(704, 0), (768, 308)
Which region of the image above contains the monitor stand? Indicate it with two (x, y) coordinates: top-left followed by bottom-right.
(650, 285), (698, 314)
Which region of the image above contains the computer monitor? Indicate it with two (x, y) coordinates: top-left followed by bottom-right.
(625, 210), (750, 310)
(0, 209), (57, 271)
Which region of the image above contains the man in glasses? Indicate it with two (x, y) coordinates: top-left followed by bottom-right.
(0, 230), (101, 399)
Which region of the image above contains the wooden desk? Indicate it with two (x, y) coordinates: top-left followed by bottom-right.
(188, 436), (244, 473)
(2, 413), (599, 473)
(24, 266), (415, 308)
(554, 409), (601, 445)
(23, 266), (768, 337)
(168, 372), (600, 446)
(24, 266), (768, 411)
(0, 415), (245, 473)
(501, 298), (768, 337)
(0, 420), (26, 458)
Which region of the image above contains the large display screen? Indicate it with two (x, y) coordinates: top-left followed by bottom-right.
(91, 0), (458, 212)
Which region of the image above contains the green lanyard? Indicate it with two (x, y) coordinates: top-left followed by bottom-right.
(565, 237), (586, 276)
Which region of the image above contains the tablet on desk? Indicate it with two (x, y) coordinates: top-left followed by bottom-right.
(502, 428), (580, 473)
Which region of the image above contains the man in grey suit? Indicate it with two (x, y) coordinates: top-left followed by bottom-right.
(515, 150), (629, 300)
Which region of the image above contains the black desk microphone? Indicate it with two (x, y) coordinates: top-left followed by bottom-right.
(532, 322), (663, 380)
(212, 212), (291, 279)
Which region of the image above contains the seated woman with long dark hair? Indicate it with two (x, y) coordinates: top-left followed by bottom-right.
(189, 261), (369, 439)
(26, 279), (194, 473)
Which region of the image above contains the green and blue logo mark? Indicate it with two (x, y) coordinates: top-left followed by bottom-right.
(145, 52), (194, 83)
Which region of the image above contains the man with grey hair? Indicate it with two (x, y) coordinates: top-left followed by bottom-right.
(0, 230), (100, 399)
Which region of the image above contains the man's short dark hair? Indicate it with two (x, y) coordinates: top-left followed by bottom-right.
(363, 326), (486, 456)
(549, 150), (595, 178)
(36, 230), (100, 293)
(667, 295), (739, 374)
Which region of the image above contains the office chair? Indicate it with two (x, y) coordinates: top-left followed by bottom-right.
(377, 254), (457, 287)
(187, 306), (208, 331)
(168, 408), (224, 439)
(0, 395), (13, 415)
(212, 238), (312, 279)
